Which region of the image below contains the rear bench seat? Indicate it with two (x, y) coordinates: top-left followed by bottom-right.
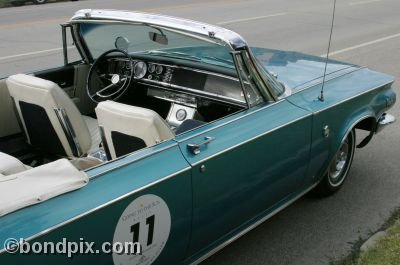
(0, 153), (89, 216)
(0, 152), (31, 177)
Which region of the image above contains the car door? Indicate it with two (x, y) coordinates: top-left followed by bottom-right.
(176, 100), (312, 257)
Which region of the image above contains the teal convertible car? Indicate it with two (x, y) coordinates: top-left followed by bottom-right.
(0, 9), (396, 265)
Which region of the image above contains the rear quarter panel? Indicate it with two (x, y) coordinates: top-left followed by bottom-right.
(286, 68), (395, 183)
(0, 143), (192, 265)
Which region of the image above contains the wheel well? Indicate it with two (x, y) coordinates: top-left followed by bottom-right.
(354, 117), (377, 148)
(354, 117), (376, 132)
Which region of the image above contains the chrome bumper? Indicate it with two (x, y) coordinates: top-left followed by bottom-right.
(376, 113), (396, 133)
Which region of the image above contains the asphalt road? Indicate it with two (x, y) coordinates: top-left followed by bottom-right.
(1, 0), (399, 264)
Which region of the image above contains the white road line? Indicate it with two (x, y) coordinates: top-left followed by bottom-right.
(0, 46), (75, 61)
(321, 32), (400, 57)
(349, 0), (381, 6)
(0, 2), (75, 14)
(0, 13), (288, 61)
(217, 13), (288, 26)
(2, 18), (399, 62)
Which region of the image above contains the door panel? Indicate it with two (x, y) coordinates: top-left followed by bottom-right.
(177, 100), (312, 256)
(72, 64), (97, 115)
(34, 65), (75, 95)
(33, 64), (96, 115)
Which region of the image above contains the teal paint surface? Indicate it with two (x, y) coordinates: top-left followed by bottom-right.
(0, 45), (396, 265)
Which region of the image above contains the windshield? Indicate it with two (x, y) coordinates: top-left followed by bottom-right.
(79, 23), (234, 68)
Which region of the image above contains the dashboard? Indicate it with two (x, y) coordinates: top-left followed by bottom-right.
(104, 57), (246, 127)
(107, 57), (246, 107)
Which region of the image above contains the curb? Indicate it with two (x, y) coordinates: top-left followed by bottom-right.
(359, 231), (387, 254)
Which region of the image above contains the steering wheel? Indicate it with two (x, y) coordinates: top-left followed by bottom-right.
(87, 49), (134, 103)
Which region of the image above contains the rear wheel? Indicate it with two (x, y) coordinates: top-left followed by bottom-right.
(312, 129), (356, 197)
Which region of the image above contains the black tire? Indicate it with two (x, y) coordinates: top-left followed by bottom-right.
(312, 129), (356, 197)
(31, 0), (47, 4)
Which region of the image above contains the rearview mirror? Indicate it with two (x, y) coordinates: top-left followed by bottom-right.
(149, 32), (168, 45)
(115, 36), (130, 51)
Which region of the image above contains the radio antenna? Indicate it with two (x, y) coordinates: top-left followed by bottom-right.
(319, 0), (337, 102)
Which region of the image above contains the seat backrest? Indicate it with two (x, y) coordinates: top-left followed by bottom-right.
(0, 79), (21, 138)
(6, 74), (91, 158)
(95, 101), (174, 160)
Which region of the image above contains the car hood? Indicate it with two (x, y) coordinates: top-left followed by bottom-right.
(251, 47), (360, 91)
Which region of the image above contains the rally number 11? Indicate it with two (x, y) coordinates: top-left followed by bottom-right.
(130, 215), (155, 246)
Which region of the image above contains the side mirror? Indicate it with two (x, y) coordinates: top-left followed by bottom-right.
(149, 32), (168, 45)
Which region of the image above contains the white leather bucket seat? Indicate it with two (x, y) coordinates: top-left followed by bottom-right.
(95, 100), (174, 160)
(6, 74), (101, 158)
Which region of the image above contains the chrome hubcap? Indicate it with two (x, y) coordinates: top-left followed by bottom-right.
(329, 139), (349, 184)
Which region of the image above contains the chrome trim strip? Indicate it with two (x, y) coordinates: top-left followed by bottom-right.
(190, 182), (319, 265)
(191, 113), (313, 166)
(164, 82), (244, 105)
(54, 107), (82, 157)
(147, 88), (197, 108)
(245, 47), (277, 101)
(291, 66), (363, 95)
(314, 80), (394, 114)
(139, 81), (246, 107)
(231, 51), (251, 108)
(70, 19), (138, 25)
(344, 115), (375, 142)
(0, 166), (192, 253)
(178, 99), (285, 142)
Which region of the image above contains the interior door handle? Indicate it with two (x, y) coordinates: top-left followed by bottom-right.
(187, 136), (215, 155)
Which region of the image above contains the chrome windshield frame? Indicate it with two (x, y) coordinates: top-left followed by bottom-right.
(68, 9), (283, 105)
(70, 9), (248, 50)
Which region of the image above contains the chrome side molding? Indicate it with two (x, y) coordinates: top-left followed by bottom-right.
(54, 107), (82, 157)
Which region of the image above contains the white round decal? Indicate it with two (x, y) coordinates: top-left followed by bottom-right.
(112, 194), (171, 265)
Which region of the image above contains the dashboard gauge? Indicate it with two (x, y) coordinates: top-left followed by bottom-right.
(134, 61), (147, 79)
(156, 65), (163, 75)
(148, 64), (156, 73)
